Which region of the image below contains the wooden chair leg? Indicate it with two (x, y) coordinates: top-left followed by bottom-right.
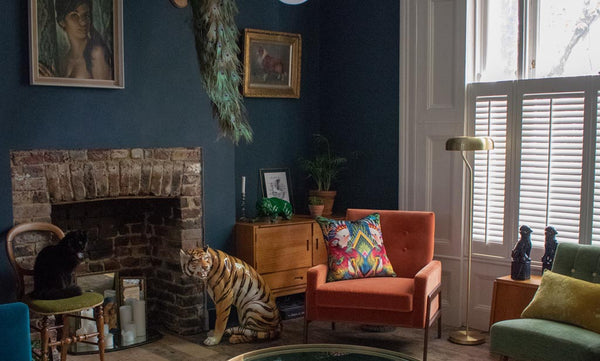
(303, 319), (310, 343)
(60, 314), (70, 361)
(437, 291), (442, 338)
(423, 324), (429, 361)
(331, 322), (335, 331)
(40, 316), (51, 361)
(94, 305), (105, 361)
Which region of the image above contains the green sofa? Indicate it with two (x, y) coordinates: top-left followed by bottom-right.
(490, 243), (600, 361)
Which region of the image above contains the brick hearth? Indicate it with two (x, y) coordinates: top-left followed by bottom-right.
(10, 147), (206, 334)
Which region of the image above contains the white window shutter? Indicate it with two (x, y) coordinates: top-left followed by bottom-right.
(473, 96), (508, 244)
(518, 94), (585, 245)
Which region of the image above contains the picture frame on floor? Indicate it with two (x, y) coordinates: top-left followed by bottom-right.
(119, 276), (146, 305)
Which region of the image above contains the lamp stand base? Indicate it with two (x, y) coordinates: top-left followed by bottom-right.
(448, 329), (486, 345)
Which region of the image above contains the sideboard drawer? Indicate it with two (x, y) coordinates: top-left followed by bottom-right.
(262, 268), (308, 291)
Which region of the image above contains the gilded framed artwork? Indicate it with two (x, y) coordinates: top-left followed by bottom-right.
(243, 29), (301, 98)
(29, 0), (124, 88)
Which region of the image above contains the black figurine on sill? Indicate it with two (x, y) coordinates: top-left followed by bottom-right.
(542, 226), (558, 273)
(511, 225), (532, 280)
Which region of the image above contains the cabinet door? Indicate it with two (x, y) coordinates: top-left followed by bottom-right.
(255, 224), (312, 273)
(312, 223), (328, 265)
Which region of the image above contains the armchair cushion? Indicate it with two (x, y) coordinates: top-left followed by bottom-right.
(315, 276), (414, 312)
(316, 213), (396, 282)
(521, 270), (600, 333)
(490, 318), (600, 361)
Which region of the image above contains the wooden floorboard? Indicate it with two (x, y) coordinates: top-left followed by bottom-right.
(69, 317), (499, 361)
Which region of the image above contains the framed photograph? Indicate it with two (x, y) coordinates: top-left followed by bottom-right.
(260, 168), (293, 204)
(29, 0), (124, 88)
(243, 28), (301, 98)
(119, 276), (146, 305)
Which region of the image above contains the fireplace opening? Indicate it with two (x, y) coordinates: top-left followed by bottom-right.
(10, 147), (206, 335)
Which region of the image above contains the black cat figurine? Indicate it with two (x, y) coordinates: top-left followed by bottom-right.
(32, 230), (88, 300)
(542, 226), (558, 272)
(511, 225), (532, 280)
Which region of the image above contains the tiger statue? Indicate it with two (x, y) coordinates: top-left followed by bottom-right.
(179, 246), (282, 345)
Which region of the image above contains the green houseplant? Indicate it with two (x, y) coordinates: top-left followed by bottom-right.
(300, 134), (347, 216)
(307, 196), (324, 218)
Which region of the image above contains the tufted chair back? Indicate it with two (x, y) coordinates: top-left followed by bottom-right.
(346, 209), (435, 278)
(551, 243), (600, 283)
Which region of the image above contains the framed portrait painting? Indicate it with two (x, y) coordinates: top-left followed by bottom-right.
(260, 168), (293, 205)
(243, 29), (301, 98)
(29, 0), (124, 88)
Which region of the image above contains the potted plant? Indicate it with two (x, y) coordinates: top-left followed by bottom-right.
(308, 196), (324, 218)
(299, 134), (347, 216)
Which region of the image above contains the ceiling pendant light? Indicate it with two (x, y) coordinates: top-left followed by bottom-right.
(279, 0), (308, 4)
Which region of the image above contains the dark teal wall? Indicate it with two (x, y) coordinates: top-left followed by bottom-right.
(235, 1), (321, 219)
(319, 0), (400, 212)
(0, 0), (321, 303)
(0, 0), (399, 304)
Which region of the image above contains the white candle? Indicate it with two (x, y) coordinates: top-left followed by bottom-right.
(119, 305), (132, 329)
(132, 300), (146, 337)
(104, 333), (114, 348)
(242, 176), (246, 194)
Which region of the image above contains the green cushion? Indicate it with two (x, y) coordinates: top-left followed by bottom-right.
(521, 270), (600, 333)
(24, 292), (104, 315)
(490, 318), (600, 361)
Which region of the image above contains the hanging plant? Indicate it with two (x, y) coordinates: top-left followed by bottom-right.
(191, 0), (253, 144)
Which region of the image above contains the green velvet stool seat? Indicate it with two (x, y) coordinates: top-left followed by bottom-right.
(6, 222), (106, 361)
(490, 243), (600, 361)
(24, 292), (104, 315)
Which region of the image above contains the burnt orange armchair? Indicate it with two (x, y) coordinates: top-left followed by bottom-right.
(304, 209), (442, 361)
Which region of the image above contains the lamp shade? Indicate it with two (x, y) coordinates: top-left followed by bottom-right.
(445, 136), (494, 151)
(279, 0), (308, 4)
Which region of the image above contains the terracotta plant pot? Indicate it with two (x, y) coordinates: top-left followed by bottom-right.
(309, 190), (337, 217)
(308, 204), (325, 218)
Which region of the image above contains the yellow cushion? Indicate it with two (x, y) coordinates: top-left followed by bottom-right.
(24, 292), (104, 315)
(521, 270), (600, 333)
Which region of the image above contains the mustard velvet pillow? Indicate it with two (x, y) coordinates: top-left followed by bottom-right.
(521, 270), (600, 333)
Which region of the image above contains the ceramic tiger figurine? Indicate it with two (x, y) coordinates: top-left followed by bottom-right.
(180, 246), (282, 345)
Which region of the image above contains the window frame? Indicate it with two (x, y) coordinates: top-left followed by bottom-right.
(467, 76), (600, 262)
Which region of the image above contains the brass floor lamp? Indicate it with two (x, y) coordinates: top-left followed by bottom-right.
(446, 136), (494, 345)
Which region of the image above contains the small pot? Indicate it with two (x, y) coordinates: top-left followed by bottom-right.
(309, 190), (336, 217)
(308, 204), (325, 218)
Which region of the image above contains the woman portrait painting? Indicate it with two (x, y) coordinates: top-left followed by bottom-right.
(30, 0), (123, 87)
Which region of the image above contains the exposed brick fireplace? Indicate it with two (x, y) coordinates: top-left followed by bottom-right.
(10, 147), (206, 335)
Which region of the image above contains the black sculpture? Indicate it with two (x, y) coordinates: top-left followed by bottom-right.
(511, 225), (532, 280)
(542, 226), (558, 273)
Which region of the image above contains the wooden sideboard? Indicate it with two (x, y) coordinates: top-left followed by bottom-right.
(489, 274), (542, 329)
(235, 216), (328, 297)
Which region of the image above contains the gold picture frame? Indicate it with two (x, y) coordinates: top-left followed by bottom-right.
(28, 0), (125, 88)
(243, 28), (301, 98)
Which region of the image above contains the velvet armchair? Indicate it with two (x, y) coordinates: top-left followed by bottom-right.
(304, 209), (442, 361)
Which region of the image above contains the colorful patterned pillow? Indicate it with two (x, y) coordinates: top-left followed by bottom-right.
(316, 213), (396, 282)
